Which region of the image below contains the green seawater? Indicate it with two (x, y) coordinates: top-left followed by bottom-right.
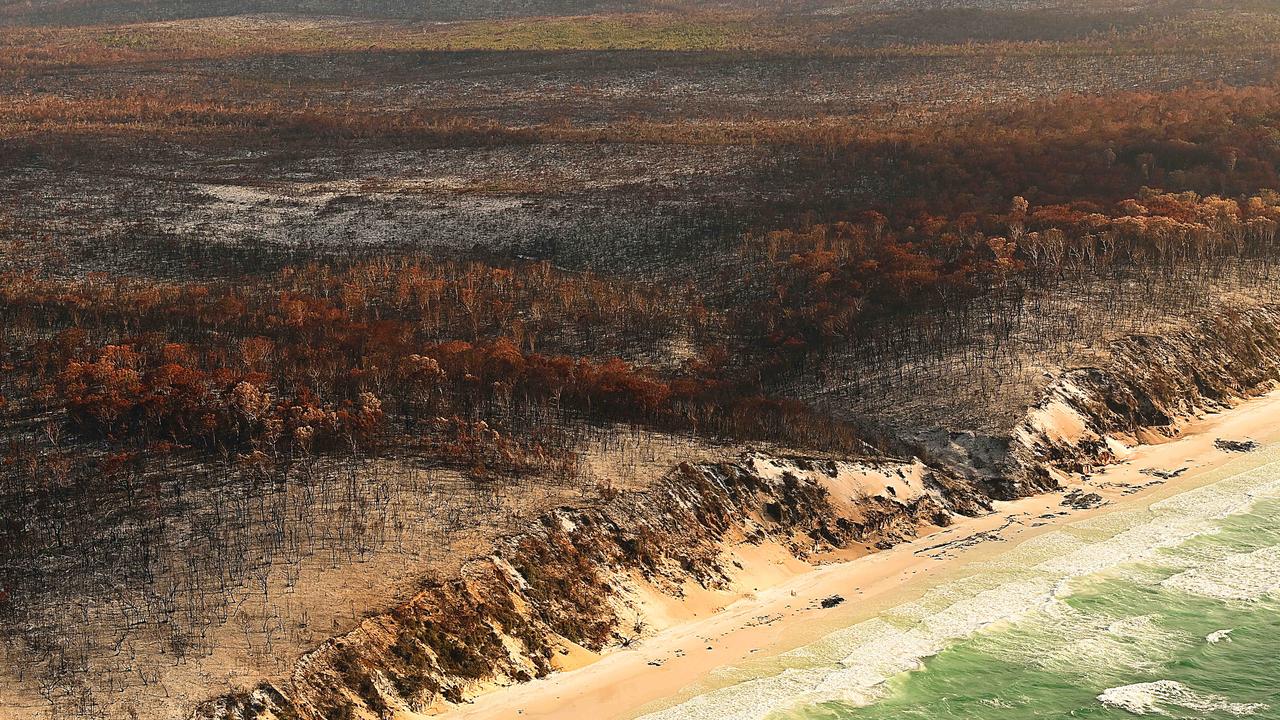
(640, 448), (1280, 720)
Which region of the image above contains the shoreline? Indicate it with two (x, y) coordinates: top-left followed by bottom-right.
(437, 389), (1280, 720)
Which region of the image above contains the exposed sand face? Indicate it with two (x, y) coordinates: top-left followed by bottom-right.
(435, 389), (1280, 720)
(0, 425), (741, 720)
(747, 453), (928, 506)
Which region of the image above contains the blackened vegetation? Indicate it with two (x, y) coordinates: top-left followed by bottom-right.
(1017, 307), (1280, 476)
(201, 305), (1280, 720)
(198, 456), (981, 720)
(4, 2), (1280, 718)
(5, 101), (1280, 720)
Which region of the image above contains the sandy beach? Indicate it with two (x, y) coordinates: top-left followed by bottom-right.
(434, 389), (1280, 720)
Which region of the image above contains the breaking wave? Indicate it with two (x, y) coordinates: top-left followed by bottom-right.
(638, 450), (1280, 720)
(1162, 546), (1280, 602)
(1206, 629), (1233, 644)
(1097, 680), (1268, 716)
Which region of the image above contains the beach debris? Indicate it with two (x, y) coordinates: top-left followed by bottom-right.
(1101, 479), (1163, 494)
(1139, 466), (1187, 479)
(1214, 439), (1259, 453)
(915, 525), (1010, 559)
(820, 595), (845, 609)
(1061, 489), (1105, 509)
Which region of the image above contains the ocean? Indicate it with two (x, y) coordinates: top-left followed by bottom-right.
(639, 447), (1280, 720)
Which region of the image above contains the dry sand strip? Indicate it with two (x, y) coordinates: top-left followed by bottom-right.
(434, 390), (1280, 720)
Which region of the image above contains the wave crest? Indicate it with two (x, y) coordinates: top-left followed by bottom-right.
(1206, 628), (1233, 644)
(1097, 680), (1268, 716)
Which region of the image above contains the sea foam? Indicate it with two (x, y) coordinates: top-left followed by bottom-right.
(1162, 545), (1280, 602)
(1098, 680), (1268, 716)
(1206, 628), (1233, 644)
(638, 451), (1280, 720)
(979, 604), (1180, 683)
